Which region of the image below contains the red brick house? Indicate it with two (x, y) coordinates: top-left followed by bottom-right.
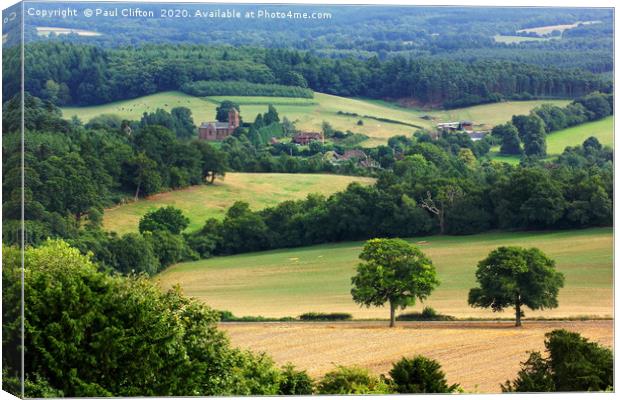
(292, 131), (324, 145)
(199, 108), (240, 141)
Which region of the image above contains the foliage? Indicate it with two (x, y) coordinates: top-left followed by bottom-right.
(13, 41), (609, 109)
(181, 80), (314, 98)
(1, 240), (288, 396)
(278, 364), (314, 395)
(396, 306), (455, 321)
(139, 206), (190, 234)
(317, 366), (392, 394)
(502, 329), (613, 392)
(298, 312), (353, 321)
(351, 238), (439, 327)
(389, 356), (461, 393)
(468, 246), (565, 326)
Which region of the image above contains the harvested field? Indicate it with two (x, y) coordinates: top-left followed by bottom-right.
(221, 320), (614, 393)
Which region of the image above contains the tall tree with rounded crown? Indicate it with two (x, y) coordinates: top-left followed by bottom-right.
(351, 238), (439, 327)
(468, 246), (564, 327)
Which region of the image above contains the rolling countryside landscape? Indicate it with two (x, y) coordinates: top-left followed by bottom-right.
(2, 3), (615, 397)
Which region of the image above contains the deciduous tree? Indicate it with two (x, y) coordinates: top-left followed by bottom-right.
(468, 246), (564, 326)
(351, 238), (439, 327)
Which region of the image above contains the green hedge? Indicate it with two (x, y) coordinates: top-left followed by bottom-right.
(298, 312), (353, 321)
(181, 80), (314, 98)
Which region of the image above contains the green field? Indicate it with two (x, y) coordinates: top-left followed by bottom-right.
(546, 116), (613, 154)
(103, 172), (375, 234)
(61, 91), (570, 147)
(493, 35), (552, 44)
(490, 116), (613, 164)
(157, 228), (613, 319)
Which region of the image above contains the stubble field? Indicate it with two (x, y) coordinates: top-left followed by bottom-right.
(221, 320), (613, 393)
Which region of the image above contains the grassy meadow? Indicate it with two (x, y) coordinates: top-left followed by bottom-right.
(103, 172), (375, 234)
(61, 91), (570, 147)
(157, 227), (613, 319)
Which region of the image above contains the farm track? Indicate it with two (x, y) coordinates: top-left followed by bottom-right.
(221, 320), (613, 393)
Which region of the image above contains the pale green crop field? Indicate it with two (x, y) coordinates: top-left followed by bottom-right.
(103, 172), (375, 234)
(157, 228), (613, 320)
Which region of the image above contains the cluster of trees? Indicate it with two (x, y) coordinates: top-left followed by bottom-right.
(7, 42), (610, 108)
(493, 92), (613, 157)
(181, 80), (314, 98)
(1, 93), (227, 245)
(175, 134), (611, 260)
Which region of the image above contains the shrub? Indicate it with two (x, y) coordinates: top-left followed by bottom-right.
(2, 240), (286, 397)
(216, 310), (295, 322)
(502, 329), (613, 392)
(298, 312), (353, 321)
(138, 206), (189, 235)
(317, 366), (392, 394)
(396, 306), (455, 321)
(389, 356), (461, 393)
(278, 364), (314, 395)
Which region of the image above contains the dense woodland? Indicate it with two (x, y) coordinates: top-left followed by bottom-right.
(14, 6), (612, 75)
(3, 42), (610, 109)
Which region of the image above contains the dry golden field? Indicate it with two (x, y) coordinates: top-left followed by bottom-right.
(221, 320), (613, 393)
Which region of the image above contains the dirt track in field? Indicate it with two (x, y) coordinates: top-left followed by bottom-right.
(221, 320), (613, 393)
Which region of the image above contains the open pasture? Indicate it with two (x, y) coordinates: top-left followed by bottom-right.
(61, 91), (570, 146)
(221, 320), (613, 393)
(157, 228), (613, 319)
(489, 116), (613, 164)
(546, 116), (613, 154)
(103, 172), (375, 234)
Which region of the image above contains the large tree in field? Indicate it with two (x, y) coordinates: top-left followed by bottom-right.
(351, 238), (439, 327)
(468, 247), (564, 327)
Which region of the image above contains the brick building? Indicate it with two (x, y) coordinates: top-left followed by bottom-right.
(198, 108), (240, 141)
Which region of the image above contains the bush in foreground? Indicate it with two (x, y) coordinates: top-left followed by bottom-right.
(317, 366), (392, 394)
(2, 240), (282, 397)
(502, 329), (613, 392)
(278, 364), (314, 395)
(388, 356), (461, 393)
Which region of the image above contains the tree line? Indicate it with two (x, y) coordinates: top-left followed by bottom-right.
(4, 42), (611, 108)
(180, 80), (314, 98)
